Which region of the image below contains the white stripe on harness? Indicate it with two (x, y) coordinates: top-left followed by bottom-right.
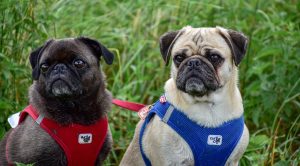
(162, 105), (174, 123)
(35, 114), (45, 125)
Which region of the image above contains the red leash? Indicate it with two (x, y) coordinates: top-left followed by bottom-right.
(112, 99), (145, 112)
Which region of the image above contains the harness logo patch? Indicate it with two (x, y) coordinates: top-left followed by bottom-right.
(207, 135), (222, 145)
(78, 133), (92, 144)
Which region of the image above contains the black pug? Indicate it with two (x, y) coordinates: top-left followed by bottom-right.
(0, 37), (114, 166)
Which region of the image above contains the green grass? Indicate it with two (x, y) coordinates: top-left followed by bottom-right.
(1, 0), (299, 165)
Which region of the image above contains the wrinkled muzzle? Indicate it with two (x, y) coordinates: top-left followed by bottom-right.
(45, 63), (82, 99)
(176, 57), (220, 96)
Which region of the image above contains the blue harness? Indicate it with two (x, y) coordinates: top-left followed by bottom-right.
(139, 99), (244, 166)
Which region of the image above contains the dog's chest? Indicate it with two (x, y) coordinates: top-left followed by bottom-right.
(143, 116), (194, 165)
(12, 117), (67, 165)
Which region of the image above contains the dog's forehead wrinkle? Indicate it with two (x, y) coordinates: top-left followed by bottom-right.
(45, 41), (79, 55)
(175, 48), (192, 57)
(181, 48), (189, 54)
(183, 44), (195, 53)
(39, 40), (96, 64)
(174, 28), (230, 58)
(192, 30), (203, 45)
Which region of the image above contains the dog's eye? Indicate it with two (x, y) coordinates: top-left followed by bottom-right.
(40, 63), (49, 73)
(73, 59), (86, 69)
(208, 53), (221, 63)
(174, 54), (185, 63)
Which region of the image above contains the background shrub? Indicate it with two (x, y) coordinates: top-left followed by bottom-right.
(0, 0), (299, 165)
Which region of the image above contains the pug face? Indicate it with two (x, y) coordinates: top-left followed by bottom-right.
(160, 26), (248, 97)
(30, 37), (114, 100)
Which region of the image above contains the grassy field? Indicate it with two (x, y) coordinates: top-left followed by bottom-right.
(0, 0), (299, 165)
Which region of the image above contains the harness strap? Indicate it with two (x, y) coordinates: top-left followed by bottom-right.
(139, 101), (170, 166)
(139, 111), (155, 166)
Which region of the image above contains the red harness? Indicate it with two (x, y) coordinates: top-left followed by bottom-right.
(6, 105), (108, 166)
(6, 99), (144, 165)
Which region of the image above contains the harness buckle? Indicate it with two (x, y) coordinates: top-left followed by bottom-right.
(138, 105), (153, 120)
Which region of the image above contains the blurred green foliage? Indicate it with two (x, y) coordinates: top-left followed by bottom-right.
(0, 0), (299, 165)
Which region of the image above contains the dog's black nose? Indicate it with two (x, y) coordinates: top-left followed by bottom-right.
(53, 63), (67, 73)
(187, 59), (201, 68)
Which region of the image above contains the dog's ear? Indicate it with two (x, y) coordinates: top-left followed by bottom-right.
(159, 30), (183, 65)
(78, 37), (114, 65)
(30, 40), (53, 80)
(218, 27), (248, 66)
(227, 30), (248, 66)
